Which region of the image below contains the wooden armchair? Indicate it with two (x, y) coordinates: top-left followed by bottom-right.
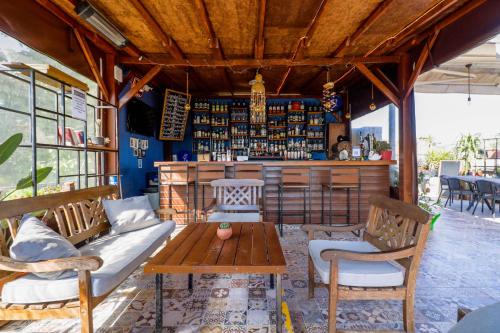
(201, 179), (264, 223)
(303, 195), (430, 333)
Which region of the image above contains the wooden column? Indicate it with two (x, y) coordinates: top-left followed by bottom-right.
(398, 53), (417, 204)
(104, 53), (118, 182)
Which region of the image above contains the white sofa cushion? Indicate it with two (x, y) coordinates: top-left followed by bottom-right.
(10, 215), (81, 280)
(2, 221), (175, 304)
(308, 240), (405, 287)
(103, 195), (160, 234)
(207, 212), (260, 223)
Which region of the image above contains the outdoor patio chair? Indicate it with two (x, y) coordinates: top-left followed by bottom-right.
(201, 178), (264, 223)
(473, 179), (498, 217)
(437, 175), (449, 202)
(303, 195), (430, 333)
(445, 177), (475, 212)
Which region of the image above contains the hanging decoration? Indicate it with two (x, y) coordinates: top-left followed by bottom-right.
(322, 68), (335, 112)
(369, 83), (376, 111)
(249, 70), (266, 123)
(323, 68), (343, 123)
(184, 69), (191, 112)
(466, 63), (472, 105)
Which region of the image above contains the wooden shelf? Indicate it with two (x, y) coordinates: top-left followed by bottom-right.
(268, 113), (286, 117)
(307, 111), (323, 115)
(268, 125), (286, 129)
(251, 135), (267, 138)
(193, 122), (210, 125)
(230, 120), (249, 123)
(269, 138), (287, 141)
(87, 144), (118, 152)
(288, 122), (306, 125)
(288, 135), (306, 138)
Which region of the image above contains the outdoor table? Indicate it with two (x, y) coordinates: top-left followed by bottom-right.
(442, 175), (500, 211)
(144, 222), (287, 333)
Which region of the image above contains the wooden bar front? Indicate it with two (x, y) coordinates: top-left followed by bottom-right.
(155, 160), (396, 224)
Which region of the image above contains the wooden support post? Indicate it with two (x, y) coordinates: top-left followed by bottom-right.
(74, 29), (110, 102)
(104, 53), (117, 179)
(398, 53), (417, 204)
(118, 65), (162, 110)
(355, 63), (400, 108)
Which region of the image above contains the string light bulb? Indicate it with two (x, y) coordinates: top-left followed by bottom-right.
(369, 83), (376, 111)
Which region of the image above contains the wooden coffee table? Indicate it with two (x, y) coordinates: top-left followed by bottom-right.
(144, 222), (287, 332)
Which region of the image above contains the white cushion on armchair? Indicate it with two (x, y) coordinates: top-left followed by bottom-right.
(308, 240), (405, 287)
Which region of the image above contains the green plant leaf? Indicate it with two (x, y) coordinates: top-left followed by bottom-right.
(16, 167), (53, 190)
(0, 133), (23, 165)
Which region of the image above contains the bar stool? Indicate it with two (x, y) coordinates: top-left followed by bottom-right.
(278, 167), (311, 237)
(195, 163), (226, 222)
(234, 163), (265, 219)
(158, 163), (195, 223)
(321, 167), (361, 227)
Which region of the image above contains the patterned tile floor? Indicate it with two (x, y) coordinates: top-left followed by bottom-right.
(3, 205), (500, 333)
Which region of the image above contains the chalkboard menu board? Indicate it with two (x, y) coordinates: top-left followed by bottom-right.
(159, 89), (191, 141)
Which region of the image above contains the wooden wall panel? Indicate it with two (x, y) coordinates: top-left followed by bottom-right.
(158, 161), (392, 225)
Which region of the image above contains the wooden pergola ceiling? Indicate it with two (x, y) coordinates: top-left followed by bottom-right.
(47, 0), (475, 95)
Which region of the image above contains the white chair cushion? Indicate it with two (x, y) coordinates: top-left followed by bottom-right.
(308, 240), (405, 287)
(103, 196), (160, 234)
(207, 212), (261, 223)
(1, 221), (175, 304)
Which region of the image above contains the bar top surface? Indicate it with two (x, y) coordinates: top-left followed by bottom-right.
(155, 160), (396, 167)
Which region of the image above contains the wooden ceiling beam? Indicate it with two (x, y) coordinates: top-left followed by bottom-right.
(193, 0), (233, 93)
(255, 0), (267, 59)
(332, 0), (395, 57)
(404, 30), (439, 99)
(398, 0), (486, 52)
(354, 63), (400, 107)
(118, 65), (162, 109)
(374, 0), (459, 55)
(276, 0), (329, 94)
(373, 67), (399, 97)
(118, 55), (400, 67)
(35, 0), (115, 54)
(73, 28), (110, 102)
(128, 0), (184, 60)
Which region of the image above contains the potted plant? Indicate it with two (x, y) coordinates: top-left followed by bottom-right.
(375, 140), (392, 160)
(217, 222), (232, 240)
(418, 195), (441, 231)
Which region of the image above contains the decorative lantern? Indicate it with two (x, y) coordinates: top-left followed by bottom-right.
(249, 72), (266, 123)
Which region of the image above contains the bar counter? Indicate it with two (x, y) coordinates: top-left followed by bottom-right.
(155, 160), (396, 224)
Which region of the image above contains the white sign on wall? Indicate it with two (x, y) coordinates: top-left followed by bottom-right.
(71, 87), (87, 121)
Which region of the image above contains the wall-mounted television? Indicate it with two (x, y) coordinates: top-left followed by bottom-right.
(126, 98), (158, 137)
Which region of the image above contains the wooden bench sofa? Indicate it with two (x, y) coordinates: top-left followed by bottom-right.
(0, 186), (176, 332)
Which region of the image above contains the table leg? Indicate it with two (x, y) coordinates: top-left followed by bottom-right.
(188, 273), (193, 290)
(155, 273), (163, 332)
(276, 273), (282, 333)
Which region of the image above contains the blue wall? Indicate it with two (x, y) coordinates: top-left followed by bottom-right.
(119, 84), (164, 198)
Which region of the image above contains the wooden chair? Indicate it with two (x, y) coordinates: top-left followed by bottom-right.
(201, 179), (264, 223)
(0, 186), (176, 333)
(303, 195), (430, 333)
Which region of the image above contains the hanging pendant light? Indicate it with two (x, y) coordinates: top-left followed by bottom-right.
(466, 63), (472, 105)
(184, 69), (191, 112)
(249, 70), (266, 123)
(369, 83), (376, 111)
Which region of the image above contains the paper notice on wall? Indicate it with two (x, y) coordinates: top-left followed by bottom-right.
(71, 87), (87, 120)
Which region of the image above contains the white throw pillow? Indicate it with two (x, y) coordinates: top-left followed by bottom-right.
(10, 215), (81, 280)
(103, 195), (161, 234)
